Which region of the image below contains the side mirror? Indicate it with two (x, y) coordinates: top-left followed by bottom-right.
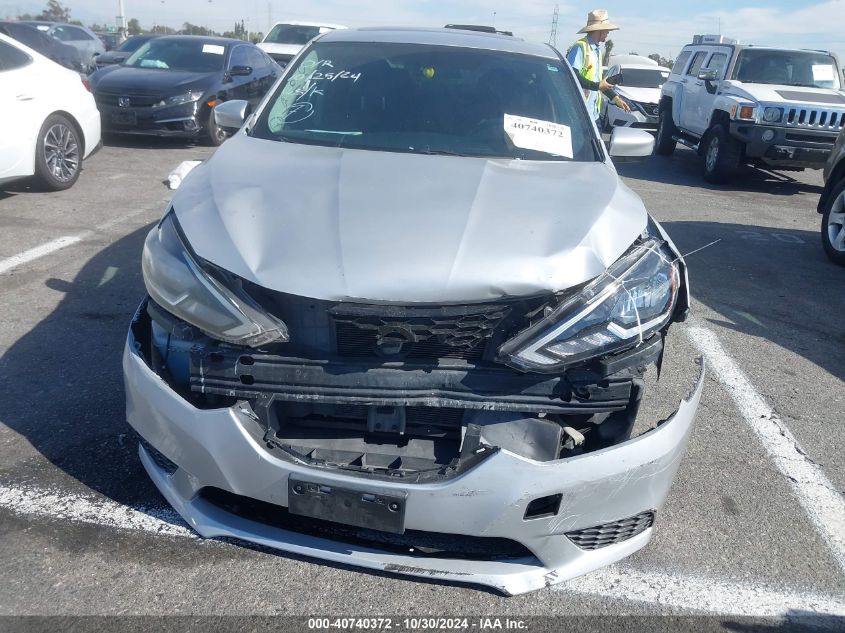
(228, 65), (253, 77)
(213, 99), (250, 134)
(609, 127), (655, 163)
(698, 68), (718, 81)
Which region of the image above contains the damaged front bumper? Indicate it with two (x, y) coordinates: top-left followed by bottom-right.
(124, 301), (704, 595)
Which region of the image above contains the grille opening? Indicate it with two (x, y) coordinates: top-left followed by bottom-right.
(199, 487), (536, 561)
(524, 494), (563, 520)
(267, 403), (468, 475)
(785, 133), (837, 145)
(566, 510), (655, 550)
(330, 304), (511, 363)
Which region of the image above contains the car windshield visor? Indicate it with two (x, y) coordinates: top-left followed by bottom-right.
(251, 41), (599, 161)
(731, 49), (842, 89)
(124, 39), (225, 72)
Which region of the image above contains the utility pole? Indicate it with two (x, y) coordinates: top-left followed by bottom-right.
(117, 0), (126, 34)
(548, 4), (558, 47)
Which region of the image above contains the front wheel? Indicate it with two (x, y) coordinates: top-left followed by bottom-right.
(654, 109), (677, 156)
(33, 114), (82, 191)
(821, 179), (845, 266)
(203, 111), (228, 147)
(702, 124), (741, 184)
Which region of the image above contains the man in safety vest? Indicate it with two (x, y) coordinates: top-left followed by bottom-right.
(566, 9), (630, 124)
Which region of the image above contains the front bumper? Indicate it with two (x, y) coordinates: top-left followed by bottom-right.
(607, 103), (658, 131)
(98, 102), (207, 138)
(730, 122), (838, 167)
(124, 316), (704, 595)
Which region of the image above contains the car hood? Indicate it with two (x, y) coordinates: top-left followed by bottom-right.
(724, 81), (845, 106)
(257, 42), (302, 56)
(90, 65), (218, 94)
(616, 86), (662, 104)
(172, 135), (647, 303)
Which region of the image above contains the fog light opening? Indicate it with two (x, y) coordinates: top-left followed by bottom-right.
(183, 119), (200, 132)
(762, 129), (776, 142)
(524, 493), (562, 520)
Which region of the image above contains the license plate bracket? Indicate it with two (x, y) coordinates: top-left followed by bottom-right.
(110, 111), (137, 126)
(288, 478), (407, 534)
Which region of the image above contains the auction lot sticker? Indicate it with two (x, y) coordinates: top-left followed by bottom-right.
(504, 114), (573, 158)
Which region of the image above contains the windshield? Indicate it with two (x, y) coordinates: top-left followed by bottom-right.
(620, 68), (669, 89)
(264, 24), (333, 45)
(124, 38), (225, 72)
(118, 36), (151, 54)
(252, 41), (599, 161)
(732, 49), (841, 89)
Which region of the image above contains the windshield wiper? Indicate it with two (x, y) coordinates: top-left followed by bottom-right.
(413, 146), (468, 157)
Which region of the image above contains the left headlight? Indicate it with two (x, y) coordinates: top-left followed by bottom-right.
(497, 239), (679, 372)
(142, 211), (289, 347)
(153, 89), (205, 109)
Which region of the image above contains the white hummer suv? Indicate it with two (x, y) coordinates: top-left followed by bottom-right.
(656, 36), (845, 183)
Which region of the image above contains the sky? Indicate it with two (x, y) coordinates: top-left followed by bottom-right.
(2, 0), (844, 60)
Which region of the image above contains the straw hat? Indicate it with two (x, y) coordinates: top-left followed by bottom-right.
(577, 9), (619, 34)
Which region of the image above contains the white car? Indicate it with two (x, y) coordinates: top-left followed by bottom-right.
(257, 20), (346, 67)
(0, 33), (101, 191)
(602, 63), (671, 132)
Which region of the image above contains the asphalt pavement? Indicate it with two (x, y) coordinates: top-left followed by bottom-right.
(0, 137), (843, 630)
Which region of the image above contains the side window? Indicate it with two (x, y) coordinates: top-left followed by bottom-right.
(229, 45), (250, 68)
(50, 26), (74, 41)
(672, 51), (691, 75)
(67, 26), (94, 41)
(247, 47), (267, 70)
(0, 40), (32, 71)
(687, 51), (707, 77)
(707, 53), (728, 77)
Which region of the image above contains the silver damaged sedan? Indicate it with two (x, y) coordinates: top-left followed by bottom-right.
(124, 26), (705, 595)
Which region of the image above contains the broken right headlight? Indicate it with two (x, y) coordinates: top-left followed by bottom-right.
(142, 210), (289, 347)
(498, 239), (679, 372)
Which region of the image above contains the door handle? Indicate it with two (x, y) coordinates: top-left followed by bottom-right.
(16, 94), (34, 101)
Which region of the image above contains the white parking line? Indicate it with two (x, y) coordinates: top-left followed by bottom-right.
(0, 234), (88, 275)
(1, 481), (844, 615)
(0, 483), (191, 538)
(686, 326), (845, 575)
(0, 205), (164, 276)
(560, 566), (845, 616)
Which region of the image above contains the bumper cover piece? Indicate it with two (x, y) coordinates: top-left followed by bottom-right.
(124, 320), (705, 595)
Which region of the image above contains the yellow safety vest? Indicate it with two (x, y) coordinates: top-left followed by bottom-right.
(569, 38), (603, 114)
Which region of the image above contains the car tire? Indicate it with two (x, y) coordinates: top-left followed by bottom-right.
(33, 114), (82, 191)
(203, 112), (228, 147)
(654, 108), (677, 156)
(702, 124), (741, 184)
(821, 178), (845, 266)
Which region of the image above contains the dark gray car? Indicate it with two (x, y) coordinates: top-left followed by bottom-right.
(23, 21), (105, 72)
